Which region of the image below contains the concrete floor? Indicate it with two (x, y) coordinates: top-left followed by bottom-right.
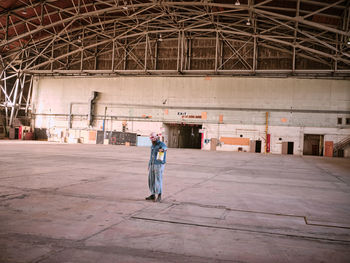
(0, 141), (350, 263)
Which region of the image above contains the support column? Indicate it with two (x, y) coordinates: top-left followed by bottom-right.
(180, 30), (184, 72)
(215, 30), (219, 72)
(124, 39), (128, 70)
(188, 38), (192, 70)
(15, 73), (26, 119)
(144, 33), (148, 72)
(9, 75), (20, 127)
(25, 75), (33, 115)
(253, 36), (257, 72)
(154, 40), (158, 70)
(177, 31), (181, 72)
(112, 22), (116, 72)
(112, 40), (115, 72)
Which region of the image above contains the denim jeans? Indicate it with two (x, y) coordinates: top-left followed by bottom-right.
(148, 163), (165, 195)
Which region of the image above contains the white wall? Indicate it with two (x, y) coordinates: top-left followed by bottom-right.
(32, 76), (350, 155)
(32, 76), (350, 114)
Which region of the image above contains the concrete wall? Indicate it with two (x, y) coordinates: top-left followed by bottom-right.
(31, 76), (350, 156)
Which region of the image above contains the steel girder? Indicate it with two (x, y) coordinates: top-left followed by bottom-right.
(0, 0), (350, 126)
(1, 1), (349, 73)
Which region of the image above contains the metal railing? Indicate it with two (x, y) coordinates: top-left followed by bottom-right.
(333, 136), (350, 157)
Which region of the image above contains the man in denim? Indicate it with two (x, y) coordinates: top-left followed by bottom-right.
(146, 132), (167, 202)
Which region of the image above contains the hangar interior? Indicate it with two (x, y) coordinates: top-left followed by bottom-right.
(0, 0), (350, 157)
(1, 1), (350, 262)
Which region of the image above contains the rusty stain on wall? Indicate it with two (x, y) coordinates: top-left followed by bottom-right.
(219, 114), (223, 123)
(89, 131), (97, 141)
(220, 137), (250, 145)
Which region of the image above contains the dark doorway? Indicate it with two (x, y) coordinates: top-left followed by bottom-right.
(255, 140), (262, 153)
(337, 149), (344, 157)
(287, 142), (294, 155)
(166, 124), (202, 149)
(14, 128), (19, 139)
(303, 134), (324, 156)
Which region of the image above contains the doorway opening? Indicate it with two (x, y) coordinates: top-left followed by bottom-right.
(255, 140), (262, 153)
(287, 142), (294, 154)
(14, 128), (19, 139)
(303, 134), (324, 156)
(282, 141), (294, 155)
(165, 123), (202, 149)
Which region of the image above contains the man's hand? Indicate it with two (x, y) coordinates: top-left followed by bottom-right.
(159, 149), (164, 152)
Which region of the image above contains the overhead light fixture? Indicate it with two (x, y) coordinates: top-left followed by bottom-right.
(246, 18), (251, 26)
(235, 0), (240, 5)
(22, 8), (27, 15)
(123, 0), (128, 10)
(347, 38), (350, 45)
(158, 34), (163, 42)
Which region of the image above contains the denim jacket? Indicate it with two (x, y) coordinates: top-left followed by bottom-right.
(149, 140), (167, 166)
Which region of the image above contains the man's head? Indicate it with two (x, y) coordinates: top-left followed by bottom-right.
(150, 132), (159, 142)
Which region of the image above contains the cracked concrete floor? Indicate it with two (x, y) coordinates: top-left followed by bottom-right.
(0, 141), (350, 263)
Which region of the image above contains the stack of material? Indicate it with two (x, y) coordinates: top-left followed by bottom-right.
(109, 131), (137, 146)
(79, 130), (97, 144)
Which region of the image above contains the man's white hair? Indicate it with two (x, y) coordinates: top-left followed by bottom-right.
(150, 132), (159, 141)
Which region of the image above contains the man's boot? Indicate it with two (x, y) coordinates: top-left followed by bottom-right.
(156, 194), (161, 202)
(145, 194), (155, 200)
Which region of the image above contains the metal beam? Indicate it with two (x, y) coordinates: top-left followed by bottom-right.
(254, 8), (350, 37)
(0, 0), (348, 79)
(0, 2), (154, 47)
(303, 0), (344, 19)
(293, 0), (300, 71)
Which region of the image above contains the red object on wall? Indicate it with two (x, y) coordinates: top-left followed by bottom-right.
(201, 133), (204, 149)
(324, 141), (333, 157)
(18, 126), (22, 140)
(266, 134), (271, 153)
